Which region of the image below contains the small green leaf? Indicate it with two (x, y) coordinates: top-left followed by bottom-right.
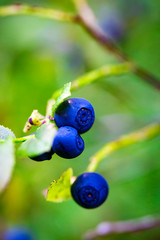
(0, 137), (15, 193)
(47, 168), (73, 203)
(18, 123), (56, 158)
(52, 82), (71, 114)
(0, 125), (15, 140)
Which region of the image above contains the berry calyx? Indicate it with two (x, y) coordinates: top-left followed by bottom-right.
(71, 172), (109, 209)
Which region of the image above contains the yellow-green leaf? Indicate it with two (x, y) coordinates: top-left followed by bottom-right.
(47, 168), (73, 203)
(18, 123), (56, 158)
(52, 82), (71, 114)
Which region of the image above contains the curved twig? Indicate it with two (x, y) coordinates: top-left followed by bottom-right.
(84, 215), (160, 240)
(72, 0), (160, 90)
(87, 123), (160, 172)
(51, 62), (132, 100)
(0, 4), (79, 23)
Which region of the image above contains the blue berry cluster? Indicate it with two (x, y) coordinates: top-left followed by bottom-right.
(28, 98), (109, 209)
(29, 98), (95, 161)
(53, 98), (95, 158)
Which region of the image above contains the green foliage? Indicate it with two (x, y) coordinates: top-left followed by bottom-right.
(52, 82), (71, 114)
(0, 137), (15, 193)
(47, 168), (73, 203)
(0, 1), (160, 240)
(18, 123), (56, 158)
(0, 125), (15, 140)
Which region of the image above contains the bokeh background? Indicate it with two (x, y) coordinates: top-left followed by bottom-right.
(0, 0), (160, 239)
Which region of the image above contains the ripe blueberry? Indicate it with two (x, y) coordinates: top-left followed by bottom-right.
(3, 227), (33, 240)
(52, 126), (84, 159)
(29, 149), (54, 161)
(100, 15), (125, 42)
(71, 172), (109, 209)
(54, 98), (95, 134)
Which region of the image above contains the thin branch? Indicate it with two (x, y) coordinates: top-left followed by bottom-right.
(0, 3), (159, 89)
(87, 123), (160, 172)
(84, 215), (160, 240)
(73, 0), (127, 60)
(46, 62), (131, 116)
(0, 4), (79, 23)
(73, 0), (160, 90)
(51, 62), (132, 100)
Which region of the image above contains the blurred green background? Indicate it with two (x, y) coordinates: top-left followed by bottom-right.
(0, 0), (160, 239)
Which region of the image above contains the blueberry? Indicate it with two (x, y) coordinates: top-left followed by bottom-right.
(3, 227), (33, 240)
(100, 16), (125, 42)
(71, 172), (109, 209)
(29, 148), (54, 161)
(54, 98), (95, 134)
(52, 126), (84, 159)
(98, 7), (125, 43)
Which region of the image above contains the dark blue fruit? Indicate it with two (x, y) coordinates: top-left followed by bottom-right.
(99, 7), (125, 43)
(71, 172), (109, 209)
(3, 227), (33, 240)
(54, 98), (95, 134)
(101, 16), (125, 42)
(29, 149), (54, 161)
(52, 126), (84, 159)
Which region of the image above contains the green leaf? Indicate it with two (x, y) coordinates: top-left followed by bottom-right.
(0, 125), (16, 140)
(18, 123), (56, 157)
(0, 137), (15, 193)
(47, 168), (73, 203)
(52, 82), (71, 114)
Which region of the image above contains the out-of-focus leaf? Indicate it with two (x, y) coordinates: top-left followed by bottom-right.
(47, 168), (73, 203)
(18, 123), (56, 157)
(0, 125), (15, 140)
(0, 137), (15, 193)
(52, 82), (71, 114)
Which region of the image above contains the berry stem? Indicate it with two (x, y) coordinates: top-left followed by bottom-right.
(71, 63), (132, 90)
(47, 63), (130, 118)
(0, 4), (78, 23)
(84, 215), (160, 240)
(72, 0), (160, 90)
(52, 62), (132, 100)
(87, 123), (160, 172)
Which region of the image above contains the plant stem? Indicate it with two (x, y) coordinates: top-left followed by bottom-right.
(52, 62), (132, 100)
(0, 4), (79, 23)
(87, 123), (160, 172)
(84, 215), (160, 240)
(72, 0), (160, 90)
(0, 3), (159, 90)
(13, 134), (35, 143)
